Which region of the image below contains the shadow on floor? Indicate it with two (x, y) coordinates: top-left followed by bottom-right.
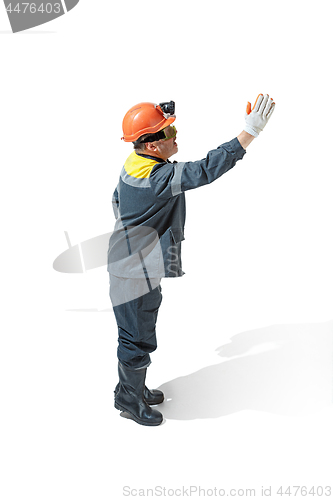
(157, 320), (333, 420)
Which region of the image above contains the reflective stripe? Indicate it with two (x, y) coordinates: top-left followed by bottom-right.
(171, 162), (185, 197)
(120, 167), (151, 188)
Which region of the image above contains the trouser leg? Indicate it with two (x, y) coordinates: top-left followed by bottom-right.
(109, 276), (164, 416)
(109, 276), (162, 369)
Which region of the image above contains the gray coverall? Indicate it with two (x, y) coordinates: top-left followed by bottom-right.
(108, 137), (246, 368)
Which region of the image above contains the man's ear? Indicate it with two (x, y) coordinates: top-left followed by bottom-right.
(145, 142), (157, 152)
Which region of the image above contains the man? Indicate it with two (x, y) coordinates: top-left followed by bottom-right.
(108, 95), (275, 426)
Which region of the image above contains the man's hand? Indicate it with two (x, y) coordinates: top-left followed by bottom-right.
(244, 93), (275, 137)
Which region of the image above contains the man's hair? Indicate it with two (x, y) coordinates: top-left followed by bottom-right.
(133, 134), (150, 152)
(133, 141), (147, 152)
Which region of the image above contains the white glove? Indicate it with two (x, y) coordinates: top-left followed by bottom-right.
(244, 94), (275, 137)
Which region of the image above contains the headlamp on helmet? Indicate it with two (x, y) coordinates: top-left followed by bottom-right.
(157, 101), (175, 118)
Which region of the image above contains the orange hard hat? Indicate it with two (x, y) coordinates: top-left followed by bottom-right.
(121, 101), (176, 142)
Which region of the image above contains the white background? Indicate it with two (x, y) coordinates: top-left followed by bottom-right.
(1, 1), (333, 499)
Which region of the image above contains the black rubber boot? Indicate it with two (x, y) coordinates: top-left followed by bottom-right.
(114, 382), (164, 405)
(114, 362), (163, 426)
(143, 387), (164, 405)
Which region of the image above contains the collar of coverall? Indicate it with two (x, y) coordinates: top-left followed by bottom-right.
(136, 152), (171, 163)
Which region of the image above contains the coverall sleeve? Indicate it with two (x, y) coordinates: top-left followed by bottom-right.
(112, 185), (120, 219)
(149, 137), (246, 200)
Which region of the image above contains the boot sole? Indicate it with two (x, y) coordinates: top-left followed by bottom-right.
(114, 401), (163, 426)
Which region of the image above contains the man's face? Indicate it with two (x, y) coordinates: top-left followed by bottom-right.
(147, 125), (178, 160)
